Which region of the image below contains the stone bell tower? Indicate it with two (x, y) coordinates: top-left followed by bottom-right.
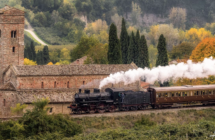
(0, 5), (25, 84)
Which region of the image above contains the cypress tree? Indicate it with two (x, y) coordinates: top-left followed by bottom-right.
(43, 46), (50, 64)
(156, 34), (168, 67)
(120, 18), (128, 64)
(30, 41), (36, 61)
(24, 43), (29, 59)
(138, 35), (149, 68)
(156, 34), (169, 87)
(127, 32), (135, 64)
(36, 51), (43, 65)
(108, 23), (122, 64)
(135, 30), (140, 64)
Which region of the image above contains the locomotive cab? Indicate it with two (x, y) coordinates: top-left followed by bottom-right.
(105, 88), (125, 102)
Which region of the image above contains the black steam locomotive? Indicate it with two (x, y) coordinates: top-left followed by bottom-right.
(69, 88), (155, 114)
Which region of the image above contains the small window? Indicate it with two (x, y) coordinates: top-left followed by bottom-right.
(11, 30), (17, 38)
(14, 31), (16, 38)
(67, 81), (69, 88)
(83, 81), (85, 85)
(54, 81), (56, 88)
(12, 47), (15, 52)
(11, 31), (13, 38)
(41, 82), (44, 88)
(3, 99), (5, 106)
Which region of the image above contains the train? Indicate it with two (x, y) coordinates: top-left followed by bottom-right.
(69, 85), (215, 114)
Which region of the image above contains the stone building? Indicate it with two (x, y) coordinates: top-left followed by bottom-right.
(0, 6), (25, 84)
(0, 6), (140, 118)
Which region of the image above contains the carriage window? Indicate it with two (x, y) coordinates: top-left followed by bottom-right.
(171, 92), (174, 97)
(83, 81), (85, 85)
(202, 91), (205, 95)
(196, 91), (200, 95)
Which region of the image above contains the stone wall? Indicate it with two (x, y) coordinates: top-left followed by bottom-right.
(16, 75), (140, 91)
(0, 91), (19, 118)
(0, 7), (25, 84)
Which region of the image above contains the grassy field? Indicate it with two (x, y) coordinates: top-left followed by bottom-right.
(34, 27), (71, 45)
(68, 109), (215, 140)
(35, 44), (76, 51)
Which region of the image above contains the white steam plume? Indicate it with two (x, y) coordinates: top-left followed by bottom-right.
(99, 57), (215, 89)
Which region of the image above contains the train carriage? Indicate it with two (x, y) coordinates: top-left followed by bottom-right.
(148, 85), (215, 108)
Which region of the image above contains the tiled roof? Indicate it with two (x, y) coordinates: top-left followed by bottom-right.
(11, 63), (138, 76)
(0, 5), (13, 13)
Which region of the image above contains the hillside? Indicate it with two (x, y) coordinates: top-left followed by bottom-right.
(4, 0), (215, 46)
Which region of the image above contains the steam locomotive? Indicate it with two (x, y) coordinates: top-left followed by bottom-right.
(69, 84), (215, 114)
(69, 88), (155, 114)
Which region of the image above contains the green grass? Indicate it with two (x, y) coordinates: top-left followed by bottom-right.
(35, 44), (76, 51)
(24, 30), (42, 45)
(34, 27), (71, 45)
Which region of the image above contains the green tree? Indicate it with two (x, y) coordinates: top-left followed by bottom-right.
(30, 41), (36, 61)
(170, 42), (195, 59)
(127, 32), (135, 64)
(36, 51), (44, 65)
(108, 23), (122, 64)
(138, 35), (149, 68)
(135, 29), (140, 64)
(58, 3), (76, 20)
(156, 34), (169, 87)
(70, 35), (99, 62)
(43, 46), (50, 64)
(156, 34), (168, 67)
(120, 18), (128, 64)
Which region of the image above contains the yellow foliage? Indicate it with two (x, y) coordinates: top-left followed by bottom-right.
(55, 62), (60, 65)
(185, 28), (212, 45)
(190, 38), (215, 62)
(127, 26), (137, 35)
(60, 48), (70, 61)
(84, 19), (108, 35)
(47, 62), (53, 65)
(24, 58), (37, 65)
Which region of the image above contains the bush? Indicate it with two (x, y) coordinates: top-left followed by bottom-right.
(0, 98), (82, 139)
(135, 117), (156, 127)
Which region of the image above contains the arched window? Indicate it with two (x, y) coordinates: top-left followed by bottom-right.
(3, 99), (5, 106)
(11, 30), (17, 38)
(41, 82), (44, 88)
(54, 81), (56, 88)
(67, 81), (69, 88)
(12, 47), (15, 52)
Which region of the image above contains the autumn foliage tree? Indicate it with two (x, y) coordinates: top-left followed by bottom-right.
(190, 38), (215, 62)
(185, 28), (212, 46)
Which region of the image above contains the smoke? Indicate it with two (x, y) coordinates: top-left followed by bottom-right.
(99, 57), (215, 89)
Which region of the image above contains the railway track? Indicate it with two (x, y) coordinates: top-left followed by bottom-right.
(71, 104), (215, 118)
(1, 105), (215, 120)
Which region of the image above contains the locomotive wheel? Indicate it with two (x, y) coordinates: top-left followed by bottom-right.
(77, 109), (82, 114)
